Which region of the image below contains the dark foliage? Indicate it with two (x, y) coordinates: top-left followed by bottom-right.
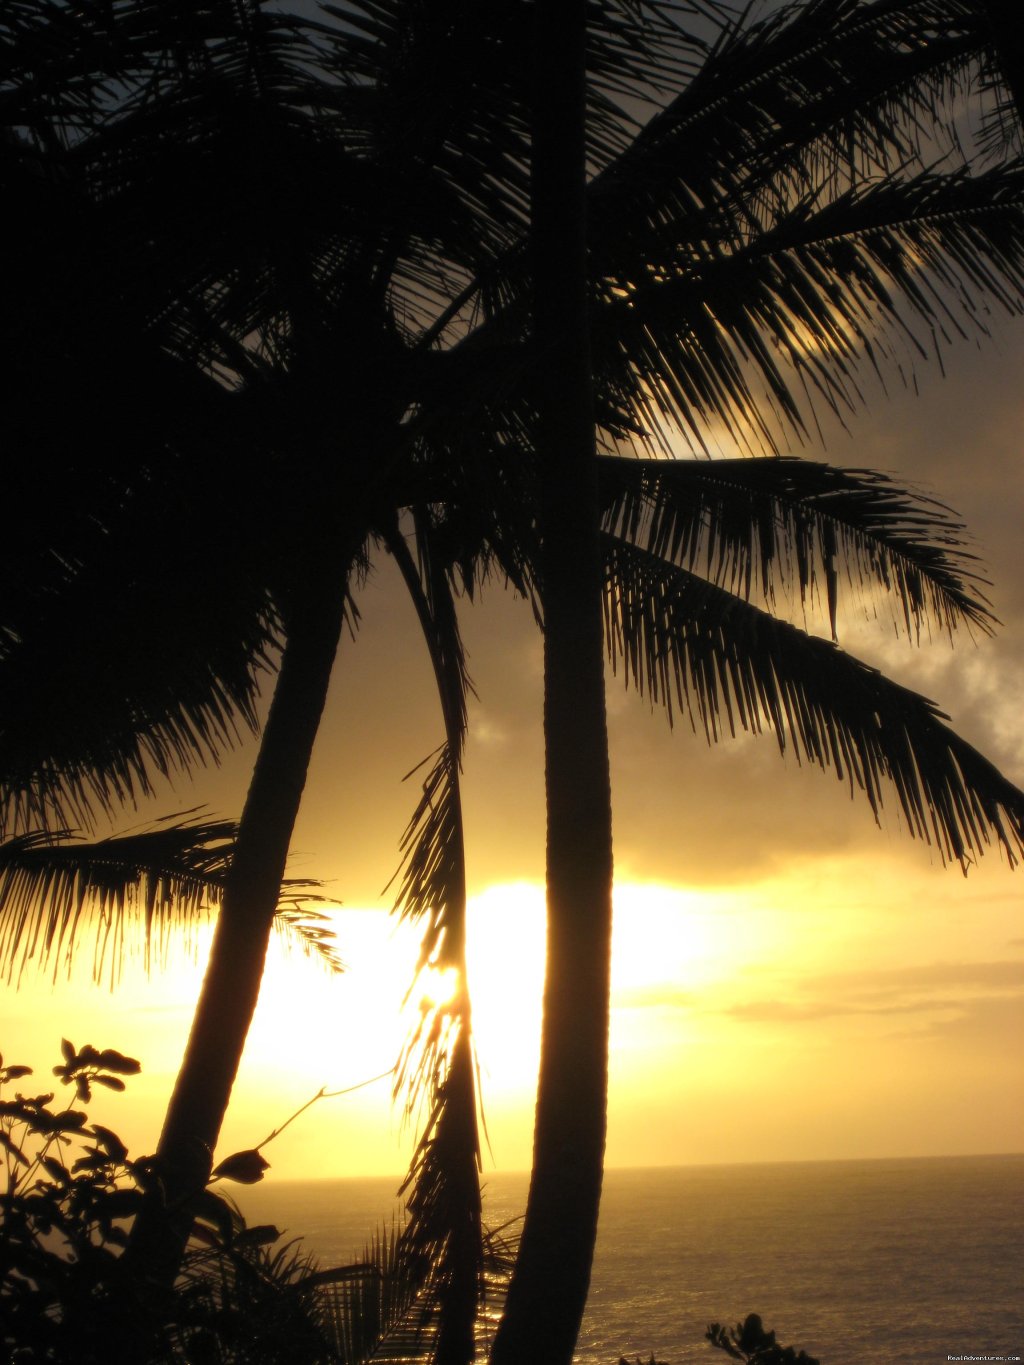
(0, 1043), (342, 1363)
(707, 1313), (821, 1364)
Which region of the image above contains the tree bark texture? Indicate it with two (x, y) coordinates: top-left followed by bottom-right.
(129, 582), (347, 1280)
(490, 2), (615, 1361)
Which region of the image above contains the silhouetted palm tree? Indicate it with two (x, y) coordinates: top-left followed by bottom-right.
(2, 2), (529, 1333)
(491, 2), (1024, 1356)
(490, 4), (613, 1360)
(4, 7), (1024, 1361)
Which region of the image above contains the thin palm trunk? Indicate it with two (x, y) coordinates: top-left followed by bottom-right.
(129, 582), (348, 1279)
(389, 524), (483, 1365)
(490, 3), (614, 1360)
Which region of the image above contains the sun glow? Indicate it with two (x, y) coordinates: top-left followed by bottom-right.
(414, 964), (460, 1010)
(3, 851), (1019, 1180)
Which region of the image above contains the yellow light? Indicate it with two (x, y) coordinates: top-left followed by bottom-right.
(415, 964), (460, 1011)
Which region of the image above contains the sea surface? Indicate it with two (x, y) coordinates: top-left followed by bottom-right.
(235, 1154), (1024, 1363)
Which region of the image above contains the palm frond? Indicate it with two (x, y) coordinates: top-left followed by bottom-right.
(594, 160), (1024, 453)
(976, 0), (1024, 162)
(0, 815), (234, 986)
(603, 539), (1024, 868)
(0, 814), (337, 986)
(599, 454), (993, 641)
(322, 1222), (417, 1364)
(174, 1202), (345, 1364)
(386, 741), (484, 1365)
(273, 900), (346, 976)
(389, 748), (465, 978)
(590, 0), (991, 236)
(319, 1217), (515, 1364)
(386, 515), (487, 1364)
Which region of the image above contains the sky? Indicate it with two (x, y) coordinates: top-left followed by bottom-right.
(2, 309), (1021, 1185)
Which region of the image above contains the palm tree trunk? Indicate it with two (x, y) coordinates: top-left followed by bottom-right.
(983, 1), (1024, 122)
(490, 3), (614, 1361)
(129, 582), (347, 1280)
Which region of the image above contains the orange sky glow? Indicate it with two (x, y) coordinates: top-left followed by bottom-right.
(2, 328), (1022, 1185)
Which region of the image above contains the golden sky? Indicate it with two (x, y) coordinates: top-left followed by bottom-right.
(1, 326), (1021, 1183)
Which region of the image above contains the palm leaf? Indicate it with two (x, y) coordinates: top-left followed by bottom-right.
(0, 814), (339, 986)
(386, 743), (485, 1365)
(603, 538), (1024, 868)
(593, 160), (1024, 453)
(591, 0), (989, 215)
(319, 1218), (515, 1364)
(598, 454), (993, 641)
(274, 901), (346, 977)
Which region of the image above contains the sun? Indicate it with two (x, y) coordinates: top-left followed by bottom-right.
(414, 964), (461, 1010)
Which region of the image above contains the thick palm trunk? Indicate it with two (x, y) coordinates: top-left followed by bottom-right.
(490, 3), (614, 1361)
(129, 583), (347, 1279)
(983, 1), (1024, 122)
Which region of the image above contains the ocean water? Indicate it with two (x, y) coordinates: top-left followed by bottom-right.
(235, 1154), (1024, 1363)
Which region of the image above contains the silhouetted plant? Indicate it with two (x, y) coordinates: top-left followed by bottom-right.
(0, 1042), (350, 1363)
(6, 8), (1024, 1362)
(707, 1313), (821, 1365)
(1, 1041), (515, 1364)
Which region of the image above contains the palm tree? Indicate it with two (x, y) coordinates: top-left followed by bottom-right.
(2, 3), (528, 1328)
(5, 5), (1024, 1357)
(489, 4), (614, 1360)
(491, 1), (1024, 1356)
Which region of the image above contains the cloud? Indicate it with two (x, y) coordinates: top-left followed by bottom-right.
(814, 959), (1024, 995)
(908, 992), (1024, 1044)
(717, 959), (1024, 1028)
(612, 985), (695, 1011)
(470, 714), (510, 750)
(724, 997), (950, 1022)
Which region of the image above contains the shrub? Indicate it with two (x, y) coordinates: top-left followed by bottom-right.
(707, 1313), (821, 1364)
(0, 1042), (343, 1363)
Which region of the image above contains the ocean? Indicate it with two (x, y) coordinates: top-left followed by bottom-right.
(234, 1154), (1024, 1363)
